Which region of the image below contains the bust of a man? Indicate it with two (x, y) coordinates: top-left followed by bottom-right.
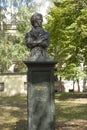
(25, 13), (53, 61)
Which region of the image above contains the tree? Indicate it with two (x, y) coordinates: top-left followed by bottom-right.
(0, 35), (12, 72)
(0, 0), (37, 72)
(10, 4), (38, 72)
(0, 3), (12, 72)
(46, 0), (87, 91)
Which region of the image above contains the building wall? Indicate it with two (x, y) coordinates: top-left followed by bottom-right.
(55, 78), (87, 93)
(0, 73), (87, 97)
(63, 80), (83, 92)
(0, 73), (27, 97)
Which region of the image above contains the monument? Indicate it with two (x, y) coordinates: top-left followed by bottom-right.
(24, 13), (57, 130)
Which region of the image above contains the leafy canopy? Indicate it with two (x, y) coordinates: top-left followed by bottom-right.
(46, 0), (87, 79)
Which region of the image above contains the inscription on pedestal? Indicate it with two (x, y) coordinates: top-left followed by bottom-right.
(34, 83), (49, 101)
(29, 82), (51, 130)
(23, 61), (56, 130)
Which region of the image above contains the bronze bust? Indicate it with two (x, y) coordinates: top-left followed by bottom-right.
(25, 13), (53, 61)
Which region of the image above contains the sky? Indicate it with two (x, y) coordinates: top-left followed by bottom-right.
(34, 0), (53, 23)
(35, 0), (51, 14)
(0, 0), (53, 23)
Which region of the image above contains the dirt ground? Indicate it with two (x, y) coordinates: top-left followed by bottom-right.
(0, 95), (87, 130)
(55, 98), (87, 130)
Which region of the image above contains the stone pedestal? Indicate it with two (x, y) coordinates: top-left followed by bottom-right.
(24, 61), (57, 130)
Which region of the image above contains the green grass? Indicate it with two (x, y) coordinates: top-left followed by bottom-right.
(55, 93), (87, 100)
(55, 93), (87, 130)
(0, 93), (87, 130)
(0, 95), (27, 130)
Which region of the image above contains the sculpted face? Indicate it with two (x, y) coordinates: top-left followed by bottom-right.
(35, 15), (42, 27)
(30, 13), (43, 28)
(25, 13), (53, 61)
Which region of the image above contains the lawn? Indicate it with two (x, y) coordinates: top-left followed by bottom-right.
(0, 95), (27, 130)
(0, 93), (87, 130)
(55, 93), (87, 130)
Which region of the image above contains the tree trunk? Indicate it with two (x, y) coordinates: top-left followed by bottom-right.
(83, 78), (87, 91)
(73, 79), (75, 92)
(76, 79), (80, 92)
(59, 76), (62, 92)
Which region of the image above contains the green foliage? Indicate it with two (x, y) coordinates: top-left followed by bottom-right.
(9, 5), (37, 72)
(14, 6), (37, 43)
(0, 1), (37, 72)
(46, 0), (87, 80)
(0, 41), (12, 72)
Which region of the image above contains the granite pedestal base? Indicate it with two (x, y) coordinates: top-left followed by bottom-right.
(24, 61), (56, 130)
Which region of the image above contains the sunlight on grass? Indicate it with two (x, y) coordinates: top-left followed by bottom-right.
(0, 94), (87, 130)
(0, 95), (27, 130)
(55, 93), (87, 123)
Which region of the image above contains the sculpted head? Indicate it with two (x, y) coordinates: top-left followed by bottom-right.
(30, 13), (43, 28)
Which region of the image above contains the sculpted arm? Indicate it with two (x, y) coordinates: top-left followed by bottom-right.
(25, 32), (50, 48)
(39, 32), (50, 48)
(25, 32), (40, 48)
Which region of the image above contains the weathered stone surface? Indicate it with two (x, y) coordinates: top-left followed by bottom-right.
(24, 61), (57, 130)
(25, 13), (53, 61)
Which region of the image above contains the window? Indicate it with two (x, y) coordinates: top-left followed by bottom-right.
(24, 82), (27, 90)
(0, 82), (4, 92)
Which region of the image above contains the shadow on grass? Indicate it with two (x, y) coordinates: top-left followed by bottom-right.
(0, 94), (27, 107)
(0, 95), (27, 130)
(55, 93), (87, 100)
(0, 120), (27, 130)
(11, 119), (27, 130)
(56, 103), (87, 121)
(1, 94), (87, 130)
